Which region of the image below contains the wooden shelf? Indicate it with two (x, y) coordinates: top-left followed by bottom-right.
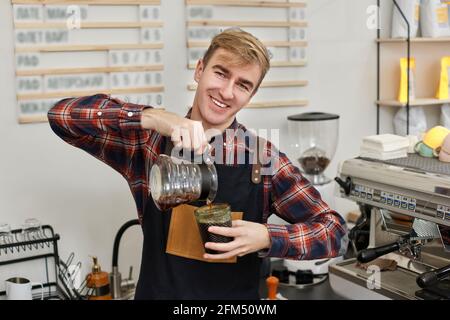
(15, 21), (164, 29)
(12, 0), (161, 4)
(18, 114), (49, 124)
(17, 86), (164, 101)
(270, 60), (307, 67)
(187, 20), (307, 28)
(246, 99), (308, 108)
(15, 43), (164, 53)
(16, 65), (164, 76)
(185, 0), (307, 8)
(187, 60), (306, 69)
(376, 98), (450, 107)
(377, 37), (450, 43)
(188, 40), (307, 48)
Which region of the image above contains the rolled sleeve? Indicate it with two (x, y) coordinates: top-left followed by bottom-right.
(256, 223), (289, 258)
(261, 224), (290, 258)
(66, 95), (148, 133)
(265, 152), (348, 260)
(119, 103), (147, 131)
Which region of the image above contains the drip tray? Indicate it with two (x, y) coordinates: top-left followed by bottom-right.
(329, 258), (422, 300)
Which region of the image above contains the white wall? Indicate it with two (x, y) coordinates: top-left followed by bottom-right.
(0, 0), (379, 290)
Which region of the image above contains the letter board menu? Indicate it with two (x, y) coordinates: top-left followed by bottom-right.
(185, 0), (309, 109)
(12, 0), (164, 124)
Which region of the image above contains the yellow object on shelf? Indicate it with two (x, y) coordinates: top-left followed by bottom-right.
(436, 56), (450, 100)
(422, 125), (450, 149)
(399, 58), (416, 103)
(436, 2), (449, 24)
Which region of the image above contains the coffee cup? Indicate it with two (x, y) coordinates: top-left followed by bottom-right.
(414, 141), (435, 157)
(5, 277), (44, 300)
(194, 203), (233, 254)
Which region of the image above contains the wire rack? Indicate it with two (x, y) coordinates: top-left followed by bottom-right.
(0, 225), (68, 300)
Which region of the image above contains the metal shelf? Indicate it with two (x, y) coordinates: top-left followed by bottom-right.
(377, 37), (450, 43)
(376, 98), (450, 107)
(377, 0), (411, 134)
(376, 1), (450, 133)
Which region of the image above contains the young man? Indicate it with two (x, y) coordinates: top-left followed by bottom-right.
(48, 28), (347, 299)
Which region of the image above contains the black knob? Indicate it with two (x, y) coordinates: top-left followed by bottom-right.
(335, 176), (353, 196)
(417, 271), (438, 288)
(357, 242), (401, 263)
(417, 264), (450, 288)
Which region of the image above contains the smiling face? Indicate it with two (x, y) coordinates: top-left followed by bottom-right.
(191, 48), (263, 131)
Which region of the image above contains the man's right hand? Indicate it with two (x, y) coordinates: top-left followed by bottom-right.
(141, 108), (208, 154)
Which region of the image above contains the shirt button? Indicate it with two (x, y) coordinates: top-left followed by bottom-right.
(97, 111), (102, 116)
(127, 112), (134, 117)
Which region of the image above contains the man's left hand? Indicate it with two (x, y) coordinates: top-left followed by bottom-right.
(203, 220), (271, 260)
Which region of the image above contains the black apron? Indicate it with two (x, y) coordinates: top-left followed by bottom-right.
(135, 138), (264, 300)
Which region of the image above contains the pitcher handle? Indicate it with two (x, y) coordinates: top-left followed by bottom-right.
(31, 282), (44, 300)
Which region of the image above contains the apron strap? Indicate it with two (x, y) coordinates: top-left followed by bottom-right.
(251, 137), (265, 184)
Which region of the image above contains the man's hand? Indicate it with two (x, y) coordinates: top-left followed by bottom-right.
(203, 220), (271, 260)
(141, 108), (208, 153)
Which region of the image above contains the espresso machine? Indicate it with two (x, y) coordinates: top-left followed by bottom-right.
(332, 155), (450, 299)
(269, 112), (343, 282)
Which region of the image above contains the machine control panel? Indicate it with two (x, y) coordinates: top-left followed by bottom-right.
(437, 205), (450, 221)
(350, 184), (417, 212)
(379, 192), (417, 211)
(345, 183), (450, 224)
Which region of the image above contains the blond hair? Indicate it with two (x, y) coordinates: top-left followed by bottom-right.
(202, 28), (271, 91)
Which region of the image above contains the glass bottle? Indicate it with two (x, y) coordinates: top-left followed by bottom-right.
(21, 218), (43, 241)
(0, 223), (12, 245)
(149, 154), (218, 211)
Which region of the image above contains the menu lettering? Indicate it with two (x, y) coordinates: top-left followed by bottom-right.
(16, 76), (42, 93)
(14, 5), (43, 21)
(45, 74), (107, 92)
(16, 30), (69, 45)
(16, 53), (41, 69)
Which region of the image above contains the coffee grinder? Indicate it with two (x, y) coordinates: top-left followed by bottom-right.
(287, 112), (339, 186)
(271, 112), (343, 282)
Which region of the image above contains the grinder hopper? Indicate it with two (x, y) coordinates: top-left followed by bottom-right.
(287, 112), (339, 185)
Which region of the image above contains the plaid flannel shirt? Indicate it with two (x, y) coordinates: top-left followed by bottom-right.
(48, 94), (347, 260)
